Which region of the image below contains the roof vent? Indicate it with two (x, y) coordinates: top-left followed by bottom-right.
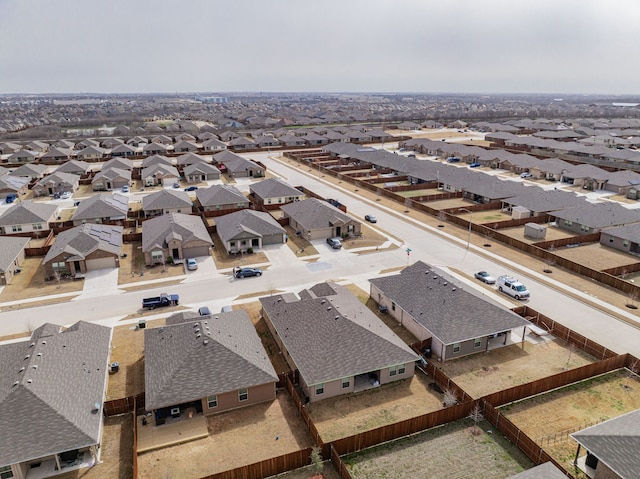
(91, 402), (100, 414)
(196, 333), (201, 338)
(29, 342), (35, 348)
(37, 353), (42, 357)
(24, 355), (30, 360)
(193, 323), (199, 327)
(452, 288), (457, 292)
(27, 379), (32, 384)
(433, 276), (437, 279)
(327, 307), (332, 311)
(41, 341), (46, 345)
(32, 365), (38, 369)
(443, 282), (448, 286)
(19, 367), (25, 373)
(12, 381), (19, 387)
(335, 315), (339, 320)
(203, 340), (209, 345)
(321, 299), (326, 304)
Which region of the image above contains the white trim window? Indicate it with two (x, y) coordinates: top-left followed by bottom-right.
(474, 338), (482, 348)
(238, 388), (248, 401)
(315, 383), (324, 395)
(207, 395), (218, 408)
(342, 377), (350, 389)
(453, 343), (461, 353)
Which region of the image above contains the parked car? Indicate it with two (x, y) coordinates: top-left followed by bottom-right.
(446, 157), (461, 163)
(474, 271), (496, 284)
(235, 267), (262, 278)
(520, 172), (533, 178)
(5, 194), (16, 204)
(364, 214), (377, 223)
(173, 182), (180, 188)
(60, 191), (72, 200)
(142, 293), (179, 309)
(469, 162), (481, 168)
(198, 306), (211, 316)
(121, 185), (129, 193)
(186, 258), (198, 271)
(326, 237), (342, 249)
(407, 154), (416, 158)
(496, 275), (530, 300)
(184, 186), (198, 191)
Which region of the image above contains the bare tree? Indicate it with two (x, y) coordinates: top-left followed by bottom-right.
(627, 291), (639, 310)
(467, 403), (484, 437)
(53, 270), (62, 289)
(564, 343), (576, 370)
(442, 388), (458, 407)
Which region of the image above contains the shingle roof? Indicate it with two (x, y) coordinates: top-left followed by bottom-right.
(145, 310), (278, 410)
(102, 157), (134, 171)
(141, 163), (179, 179)
(602, 223), (640, 242)
(571, 409), (640, 479)
(141, 212), (212, 253)
(249, 178), (304, 199)
(507, 462), (568, 479)
(71, 193), (129, 222)
(93, 167), (132, 183)
(260, 282), (418, 386)
(215, 209), (285, 243)
(0, 321), (111, 467)
(280, 198), (359, 230)
(504, 189), (585, 213)
(141, 154), (173, 168)
(183, 162), (220, 176)
(551, 202), (640, 229)
(213, 151), (263, 173)
(9, 163), (48, 178)
(43, 224), (123, 263)
(54, 159), (91, 174)
(177, 152), (208, 166)
(0, 202), (58, 226)
(0, 174), (29, 192)
(142, 189), (192, 211)
(369, 261), (529, 345)
(196, 184), (248, 207)
(35, 171), (80, 187)
(0, 236), (30, 272)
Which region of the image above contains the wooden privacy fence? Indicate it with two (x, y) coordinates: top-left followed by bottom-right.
(331, 445), (353, 479)
(198, 449), (313, 479)
(132, 395), (138, 479)
(104, 392), (145, 417)
(420, 360), (473, 404)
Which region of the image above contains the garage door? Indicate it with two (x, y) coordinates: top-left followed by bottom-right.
(86, 257), (116, 271)
(183, 246), (210, 258)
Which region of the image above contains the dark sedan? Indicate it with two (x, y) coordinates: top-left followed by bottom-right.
(235, 267), (262, 278)
(364, 214), (377, 223)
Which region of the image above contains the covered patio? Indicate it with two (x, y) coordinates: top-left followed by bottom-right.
(137, 412), (208, 453)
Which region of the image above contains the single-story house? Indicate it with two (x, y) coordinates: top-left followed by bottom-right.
(141, 164), (180, 187)
(8, 163), (48, 181)
(183, 162), (221, 183)
(0, 201), (58, 235)
(260, 282), (419, 402)
(101, 158), (134, 172)
(215, 209), (286, 253)
(507, 462), (568, 479)
(369, 261), (529, 361)
(176, 152), (208, 167)
(141, 154), (173, 169)
(195, 184), (250, 213)
(32, 172), (80, 197)
(0, 321), (112, 479)
(109, 143), (137, 157)
(75, 145), (106, 161)
(142, 142), (169, 156)
(213, 151), (265, 178)
(0, 236), (30, 285)
(71, 193), (129, 226)
(0, 174), (30, 200)
(600, 223), (640, 255)
(172, 140), (199, 153)
(571, 408), (640, 479)
(141, 212), (213, 265)
(228, 136), (255, 150)
(92, 167), (131, 191)
(7, 149), (40, 163)
(142, 189), (193, 218)
(144, 309), (278, 425)
(202, 138), (227, 152)
(42, 224), (123, 278)
(280, 198), (361, 240)
(40, 147), (72, 162)
(249, 178), (306, 209)
(54, 160), (92, 176)
(550, 203), (640, 235)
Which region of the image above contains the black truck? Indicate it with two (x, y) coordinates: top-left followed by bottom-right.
(142, 293), (179, 310)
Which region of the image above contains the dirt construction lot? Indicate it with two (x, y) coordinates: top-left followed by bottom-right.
(344, 419), (533, 479)
(307, 372), (444, 443)
(438, 338), (596, 399)
(552, 242), (639, 271)
(137, 391), (313, 479)
(502, 369), (640, 471)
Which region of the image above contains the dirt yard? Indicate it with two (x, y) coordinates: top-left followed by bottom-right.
(210, 231), (269, 268)
(137, 392), (313, 479)
(267, 462), (340, 479)
(499, 224), (576, 244)
(438, 339), (596, 399)
(118, 241), (187, 285)
(552, 242), (638, 271)
(307, 372), (443, 443)
(502, 369), (640, 470)
(344, 418), (533, 479)
(56, 414), (134, 479)
(285, 225), (319, 257)
(342, 224), (387, 250)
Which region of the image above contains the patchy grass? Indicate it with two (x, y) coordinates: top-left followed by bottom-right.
(345, 419), (532, 479)
(342, 225), (387, 250)
(210, 231), (270, 268)
(118, 242), (186, 285)
(553, 242), (638, 271)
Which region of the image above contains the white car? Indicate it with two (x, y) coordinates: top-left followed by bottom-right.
(496, 275), (530, 300)
(60, 191), (72, 200)
(520, 172), (533, 179)
(186, 258), (198, 271)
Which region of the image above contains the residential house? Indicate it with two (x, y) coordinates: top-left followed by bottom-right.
(0, 142), (21, 155)
(278, 134), (306, 147)
(143, 142), (169, 156)
(501, 189), (585, 218)
(141, 154), (173, 169)
(183, 163), (220, 184)
(507, 463), (567, 479)
(215, 209), (286, 253)
(150, 135), (172, 145)
(0, 236), (30, 285)
(142, 212), (213, 265)
(0, 202), (58, 235)
(219, 131), (240, 142)
(144, 309), (278, 425)
(172, 140), (199, 153)
(0, 321), (112, 479)
(571, 408), (640, 479)
(0, 175), (29, 200)
(109, 143), (137, 157)
(101, 157), (134, 172)
(369, 261), (529, 361)
(551, 203), (640, 235)
(280, 198), (361, 240)
(142, 189), (193, 218)
(249, 178), (305, 209)
(202, 138), (227, 152)
(260, 282), (419, 402)
(228, 136), (255, 150)
(195, 184), (250, 213)
(9, 163), (48, 182)
(75, 145), (106, 161)
(253, 135), (280, 148)
(603, 170), (640, 196)
(561, 164), (610, 190)
(102, 137), (125, 149)
(7, 149), (40, 163)
(71, 193), (129, 226)
(141, 164), (180, 187)
(42, 224), (122, 278)
(33, 172), (80, 197)
(40, 147), (73, 163)
(176, 152), (207, 167)
(92, 167), (131, 191)
(600, 223), (640, 255)
(23, 140), (49, 152)
(54, 160), (91, 176)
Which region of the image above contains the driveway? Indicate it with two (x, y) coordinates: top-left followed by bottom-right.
(181, 255), (217, 283)
(76, 268), (121, 298)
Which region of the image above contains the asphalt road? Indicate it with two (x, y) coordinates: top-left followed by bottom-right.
(2, 151), (639, 358)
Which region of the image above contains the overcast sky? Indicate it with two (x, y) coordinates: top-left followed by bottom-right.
(1, 0), (639, 95)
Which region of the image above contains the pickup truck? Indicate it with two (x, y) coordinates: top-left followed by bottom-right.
(496, 276), (530, 300)
(142, 293), (179, 309)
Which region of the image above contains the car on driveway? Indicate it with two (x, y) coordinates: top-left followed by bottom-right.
(326, 237), (342, 249)
(60, 191), (72, 200)
(364, 214), (377, 223)
(235, 267), (262, 278)
(184, 186), (198, 191)
(520, 172), (533, 178)
(186, 258), (198, 271)
(446, 157), (461, 163)
(469, 162), (481, 168)
(474, 271), (496, 284)
(173, 183), (180, 188)
(121, 185), (129, 193)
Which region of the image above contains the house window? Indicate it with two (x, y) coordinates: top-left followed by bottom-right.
(267, 198), (272, 204)
(230, 241), (236, 247)
(398, 364), (405, 374)
(52, 262), (66, 271)
(238, 388), (248, 401)
(391, 302), (396, 311)
(0, 465), (14, 479)
(207, 395), (218, 408)
(151, 251), (163, 261)
(453, 343), (461, 353)
(389, 364), (405, 376)
(623, 240), (629, 248)
(609, 236), (614, 243)
(315, 383), (324, 395)
(342, 377), (350, 389)
(11, 225), (22, 232)
(32, 223), (43, 230)
(474, 338), (482, 348)
(348, 224), (354, 233)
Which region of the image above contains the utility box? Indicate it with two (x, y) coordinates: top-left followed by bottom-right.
(524, 222), (547, 239)
(512, 206), (531, 220)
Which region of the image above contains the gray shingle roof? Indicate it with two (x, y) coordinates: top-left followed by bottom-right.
(93, 167), (132, 183)
(9, 163), (48, 178)
(183, 162), (220, 176)
(215, 209), (285, 243)
(602, 223), (640, 242)
(196, 184), (248, 207)
(260, 283), (418, 386)
(35, 171), (80, 188)
(571, 409), (640, 479)
(145, 310), (278, 410)
(141, 212), (212, 253)
(71, 193), (129, 222)
(249, 178), (304, 199)
(142, 189), (192, 211)
(507, 462), (567, 479)
(102, 157), (134, 170)
(54, 159), (91, 174)
(0, 202), (58, 227)
(0, 321), (111, 467)
(280, 198), (359, 230)
(43, 224), (122, 263)
(0, 236), (30, 272)
(369, 261), (529, 345)
(504, 189), (585, 213)
(177, 152), (208, 166)
(551, 202), (640, 229)
(140, 163), (179, 179)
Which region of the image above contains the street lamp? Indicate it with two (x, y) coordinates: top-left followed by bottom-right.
(458, 208), (473, 250)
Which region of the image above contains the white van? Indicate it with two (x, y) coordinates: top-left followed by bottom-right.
(496, 275), (530, 300)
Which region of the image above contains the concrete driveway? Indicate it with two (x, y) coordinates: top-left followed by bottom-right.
(181, 255), (217, 283)
(76, 268), (121, 298)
